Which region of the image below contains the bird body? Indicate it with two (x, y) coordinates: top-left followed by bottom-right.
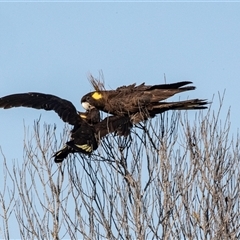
(81, 81), (208, 123)
(0, 92), (132, 162)
(0, 80), (208, 161)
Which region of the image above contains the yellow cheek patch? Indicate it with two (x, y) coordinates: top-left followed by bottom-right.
(92, 92), (102, 100)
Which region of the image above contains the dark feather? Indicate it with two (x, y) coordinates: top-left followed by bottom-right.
(81, 80), (208, 118)
(0, 92), (80, 126)
(0, 92), (133, 162)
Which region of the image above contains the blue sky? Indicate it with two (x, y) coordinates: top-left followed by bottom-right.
(0, 2), (240, 237)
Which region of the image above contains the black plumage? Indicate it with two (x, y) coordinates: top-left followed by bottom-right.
(81, 81), (208, 123)
(0, 92), (132, 162)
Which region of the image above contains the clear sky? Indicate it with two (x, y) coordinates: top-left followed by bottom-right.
(0, 2), (240, 237)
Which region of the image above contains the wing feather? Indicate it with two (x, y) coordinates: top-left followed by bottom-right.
(0, 92), (80, 126)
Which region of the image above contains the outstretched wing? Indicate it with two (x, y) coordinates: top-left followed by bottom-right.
(0, 92), (80, 126)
